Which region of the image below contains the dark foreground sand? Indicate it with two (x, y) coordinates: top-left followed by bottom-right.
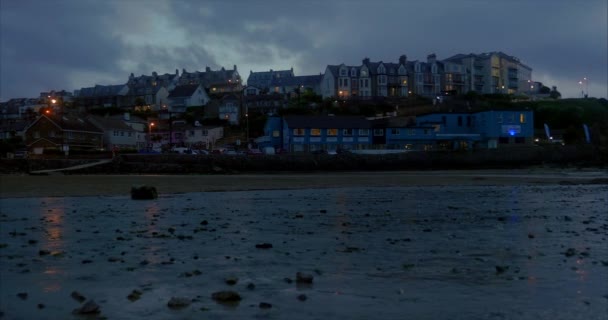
(1, 169), (607, 198)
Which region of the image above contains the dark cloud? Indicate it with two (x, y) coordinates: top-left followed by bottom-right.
(1, 0), (606, 100)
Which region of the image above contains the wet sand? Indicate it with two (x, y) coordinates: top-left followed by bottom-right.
(1, 184), (607, 319)
(1, 169), (607, 198)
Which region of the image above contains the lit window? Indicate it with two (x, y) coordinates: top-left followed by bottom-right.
(272, 130), (280, 137)
(520, 113), (526, 123)
(293, 128), (305, 136)
(327, 129), (338, 136)
(310, 128), (321, 136)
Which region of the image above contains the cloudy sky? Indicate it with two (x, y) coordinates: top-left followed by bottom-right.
(1, 0), (606, 101)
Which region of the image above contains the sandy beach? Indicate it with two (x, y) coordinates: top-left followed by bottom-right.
(1, 169), (607, 198)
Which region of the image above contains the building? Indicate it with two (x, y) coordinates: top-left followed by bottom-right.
(247, 68), (294, 90)
(258, 110), (534, 152)
(166, 84), (210, 113)
(126, 71), (178, 110)
(23, 114), (104, 155)
(268, 74), (323, 97)
(74, 84), (130, 110)
(218, 94), (241, 125)
(443, 52), (532, 95)
(321, 56), (410, 100)
(88, 115), (139, 150)
(179, 66), (242, 94)
(183, 124), (224, 150)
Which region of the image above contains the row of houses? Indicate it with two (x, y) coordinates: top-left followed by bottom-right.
(257, 109), (534, 152)
(17, 113), (224, 155)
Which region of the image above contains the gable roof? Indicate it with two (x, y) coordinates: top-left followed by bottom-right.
(88, 115), (137, 131)
(284, 115), (371, 129)
(168, 84), (201, 98)
(26, 114), (104, 133)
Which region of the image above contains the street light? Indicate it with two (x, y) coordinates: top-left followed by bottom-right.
(148, 122), (155, 152)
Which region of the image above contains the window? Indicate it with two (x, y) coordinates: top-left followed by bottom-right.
(391, 128), (400, 135)
(351, 68), (357, 77)
(458, 116), (463, 127)
(408, 129), (416, 135)
(466, 116), (471, 127)
(120, 131), (124, 136)
(293, 128), (305, 136)
(442, 116), (447, 124)
(499, 137), (509, 144)
(344, 78), (349, 86)
(373, 129), (384, 136)
(34, 131), (40, 139)
(520, 113), (526, 123)
(49, 131), (55, 138)
(272, 130), (280, 137)
(509, 113), (515, 122)
(310, 128), (321, 136)
(378, 75), (387, 85)
(340, 68), (347, 76)
(361, 70), (368, 77)
(497, 113), (503, 123)
(378, 65), (385, 74)
(343, 129), (353, 136)
(128, 132), (132, 137)
(358, 129), (369, 136)
(189, 130), (195, 137)
(327, 129), (338, 136)
(365, 79), (369, 87)
(202, 130), (209, 136)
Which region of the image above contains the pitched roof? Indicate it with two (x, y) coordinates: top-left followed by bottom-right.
(284, 115), (371, 129)
(35, 114), (104, 133)
(88, 115), (137, 131)
(168, 84), (201, 98)
(78, 84), (127, 97)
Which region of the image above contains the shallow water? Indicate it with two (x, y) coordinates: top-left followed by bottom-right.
(1, 185), (607, 319)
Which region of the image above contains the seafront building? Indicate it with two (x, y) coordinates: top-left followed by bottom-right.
(257, 110), (534, 152)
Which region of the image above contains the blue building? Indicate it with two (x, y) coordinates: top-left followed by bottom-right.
(257, 110), (534, 152)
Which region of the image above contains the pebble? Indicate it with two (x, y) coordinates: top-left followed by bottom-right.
(211, 291), (241, 303)
(74, 300), (100, 314)
(296, 272), (314, 284)
(17, 292), (27, 300)
(225, 276), (239, 285)
(167, 297), (191, 309)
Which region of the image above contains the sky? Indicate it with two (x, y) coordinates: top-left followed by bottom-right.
(1, 0), (606, 101)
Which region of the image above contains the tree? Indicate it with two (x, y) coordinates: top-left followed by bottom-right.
(539, 86), (551, 94)
(549, 86), (561, 99)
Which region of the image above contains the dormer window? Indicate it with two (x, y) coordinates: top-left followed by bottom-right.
(360, 69), (368, 77)
(378, 65), (385, 74)
(340, 68), (347, 76)
(351, 68), (357, 77)
(398, 65), (406, 75)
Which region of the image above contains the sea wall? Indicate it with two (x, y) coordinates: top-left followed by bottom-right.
(0, 145), (602, 175)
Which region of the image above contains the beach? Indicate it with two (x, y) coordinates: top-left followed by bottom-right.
(0, 170), (607, 319)
(1, 169), (607, 198)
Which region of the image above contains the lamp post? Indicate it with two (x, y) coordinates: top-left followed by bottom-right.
(148, 122), (155, 152)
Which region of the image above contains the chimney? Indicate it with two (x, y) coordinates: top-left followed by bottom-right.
(362, 57), (370, 65)
(427, 53), (437, 64)
(182, 68), (187, 74)
(175, 69), (179, 75)
(399, 55), (407, 65)
(129, 73), (134, 79)
(233, 64), (237, 71)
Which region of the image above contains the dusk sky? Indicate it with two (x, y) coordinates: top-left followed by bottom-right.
(1, 0), (606, 101)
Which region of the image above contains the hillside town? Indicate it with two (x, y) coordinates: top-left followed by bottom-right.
(0, 51), (568, 157)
